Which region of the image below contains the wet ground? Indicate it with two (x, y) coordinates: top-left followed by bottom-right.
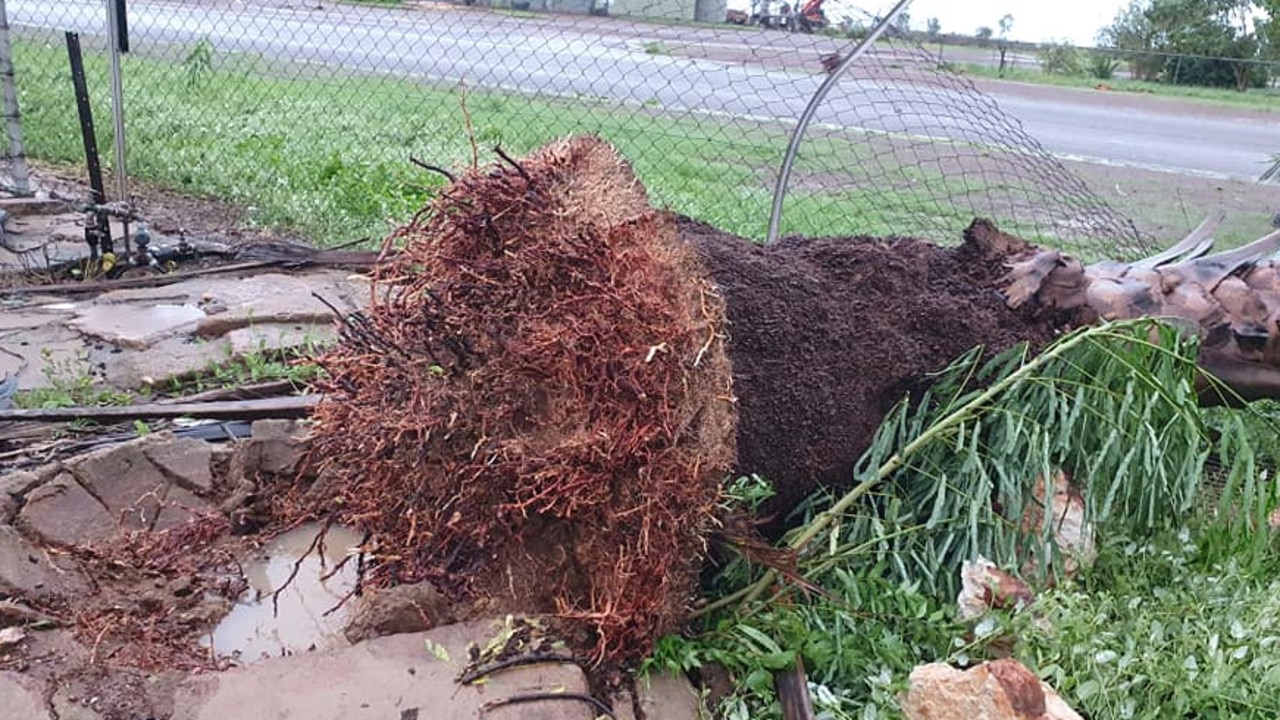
(205, 522), (361, 663)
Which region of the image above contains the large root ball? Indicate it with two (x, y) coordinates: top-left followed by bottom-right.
(307, 136), (736, 663)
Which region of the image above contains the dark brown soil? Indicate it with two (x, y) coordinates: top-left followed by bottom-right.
(683, 216), (1069, 523)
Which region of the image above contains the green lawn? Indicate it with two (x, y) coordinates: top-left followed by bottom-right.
(957, 62), (1280, 113)
(6, 37), (1130, 252)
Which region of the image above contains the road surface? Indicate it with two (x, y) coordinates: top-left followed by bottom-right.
(9, 0), (1277, 181)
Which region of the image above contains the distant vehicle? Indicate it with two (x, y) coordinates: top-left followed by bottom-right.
(725, 0), (827, 33)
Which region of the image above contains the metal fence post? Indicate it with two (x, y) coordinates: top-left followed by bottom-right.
(765, 0), (912, 244)
(105, 0), (129, 207)
(0, 0), (31, 197)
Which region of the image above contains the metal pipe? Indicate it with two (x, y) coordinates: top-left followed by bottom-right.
(105, 0), (130, 252)
(765, 0), (912, 244)
(66, 31), (113, 259)
(105, 0), (128, 208)
(0, 0), (30, 197)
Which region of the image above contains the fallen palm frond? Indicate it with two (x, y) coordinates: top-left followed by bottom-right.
(705, 318), (1270, 613)
(667, 319), (1279, 718)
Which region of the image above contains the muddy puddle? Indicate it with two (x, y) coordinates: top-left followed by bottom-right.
(204, 523), (363, 663)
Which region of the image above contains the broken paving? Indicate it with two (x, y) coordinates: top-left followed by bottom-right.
(0, 187), (703, 719)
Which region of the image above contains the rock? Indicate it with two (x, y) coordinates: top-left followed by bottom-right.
(0, 495), (17, 525)
(248, 419), (310, 475)
(65, 440), (175, 533)
(153, 485), (214, 532)
(902, 660), (1083, 720)
(0, 525), (88, 601)
(1, 467), (61, 524)
(633, 671), (703, 720)
(142, 435), (216, 494)
(0, 625), (25, 647)
(343, 582), (456, 643)
(0, 671), (50, 720)
(957, 556), (1034, 621)
(224, 323), (335, 357)
(1022, 470), (1096, 576)
(17, 474), (117, 547)
(172, 620), (596, 720)
(69, 302), (207, 350)
(0, 469), (49, 499)
(224, 421), (310, 491)
(102, 335), (232, 390)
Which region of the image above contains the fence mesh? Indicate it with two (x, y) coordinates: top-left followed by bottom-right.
(2, 0), (1170, 258)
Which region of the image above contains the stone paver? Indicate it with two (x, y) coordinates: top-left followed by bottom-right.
(17, 474), (116, 547)
(65, 441), (172, 533)
(4, 268), (365, 392)
(69, 303), (207, 350)
(153, 485), (212, 532)
(225, 322), (336, 356)
(142, 436), (216, 494)
(171, 621), (596, 720)
(0, 671), (50, 720)
(634, 671), (703, 720)
(0, 525), (88, 600)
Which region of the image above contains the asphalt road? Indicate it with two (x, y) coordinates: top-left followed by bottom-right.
(11, 0), (1278, 181)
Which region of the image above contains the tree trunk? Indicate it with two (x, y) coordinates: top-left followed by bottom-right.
(302, 137), (1280, 662)
(682, 218), (1064, 519)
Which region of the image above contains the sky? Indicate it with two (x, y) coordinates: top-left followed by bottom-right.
(857, 0), (1129, 46)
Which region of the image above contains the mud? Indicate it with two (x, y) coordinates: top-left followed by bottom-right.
(205, 522), (362, 664)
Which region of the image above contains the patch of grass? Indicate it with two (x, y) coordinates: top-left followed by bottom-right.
(958, 62), (1280, 113)
(338, 0), (405, 6)
(651, 323), (1280, 718)
(7, 36), (1128, 250)
(642, 40), (671, 55)
(1011, 529), (1280, 719)
(12, 349), (133, 409)
(165, 336), (328, 396)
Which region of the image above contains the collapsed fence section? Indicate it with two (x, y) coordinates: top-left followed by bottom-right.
(1, 0), (1156, 255)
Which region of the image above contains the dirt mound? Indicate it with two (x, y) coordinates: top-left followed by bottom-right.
(306, 137), (736, 664)
(684, 217), (1068, 522)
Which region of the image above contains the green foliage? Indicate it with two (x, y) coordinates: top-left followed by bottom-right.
(1039, 43), (1086, 76)
(13, 350), (133, 409)
(1100, 0), (1271, 90)
(182, 39), (215, 91)
(780, 320), (1210, 601)
(167, 337), (326, 396)
(646, 571), (958, 719)
(659, 321), (1280, 717)
(10, 38), (921, 245)
(1086, 51), (1122, 79)
(1012, 529), (1280, 719)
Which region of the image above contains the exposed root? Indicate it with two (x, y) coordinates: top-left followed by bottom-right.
(304, 135), (737, 665)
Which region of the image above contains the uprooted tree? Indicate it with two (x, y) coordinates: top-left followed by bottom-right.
(301, 135), (1280, 666)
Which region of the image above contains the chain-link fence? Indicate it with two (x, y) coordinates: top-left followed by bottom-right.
(1, 0), (1165, 258)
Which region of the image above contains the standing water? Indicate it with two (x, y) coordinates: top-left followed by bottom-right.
(205, 523), (363, 663)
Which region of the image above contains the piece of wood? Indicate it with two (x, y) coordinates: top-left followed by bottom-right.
(774, 654), (816, 720)
(0, 394), (320, 423)
(155, 379), (301, 405)
(2, 260), (277, 295)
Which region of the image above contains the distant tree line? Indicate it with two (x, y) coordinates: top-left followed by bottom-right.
(1098, 0), (1278, 90)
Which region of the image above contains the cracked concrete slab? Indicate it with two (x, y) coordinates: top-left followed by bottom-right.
(0, 525), (89, 601)
(2, 270), (361, 394)
(0, 671), (49, 720)
(172, 621), (597, 720)
(17, 473), (117, 547)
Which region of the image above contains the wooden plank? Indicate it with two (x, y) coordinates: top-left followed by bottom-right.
(0, 394), (320, 423)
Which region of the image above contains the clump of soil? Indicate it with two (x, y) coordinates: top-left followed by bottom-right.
(684, 217), (1070, 521)
(305, 136), (737, 664)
